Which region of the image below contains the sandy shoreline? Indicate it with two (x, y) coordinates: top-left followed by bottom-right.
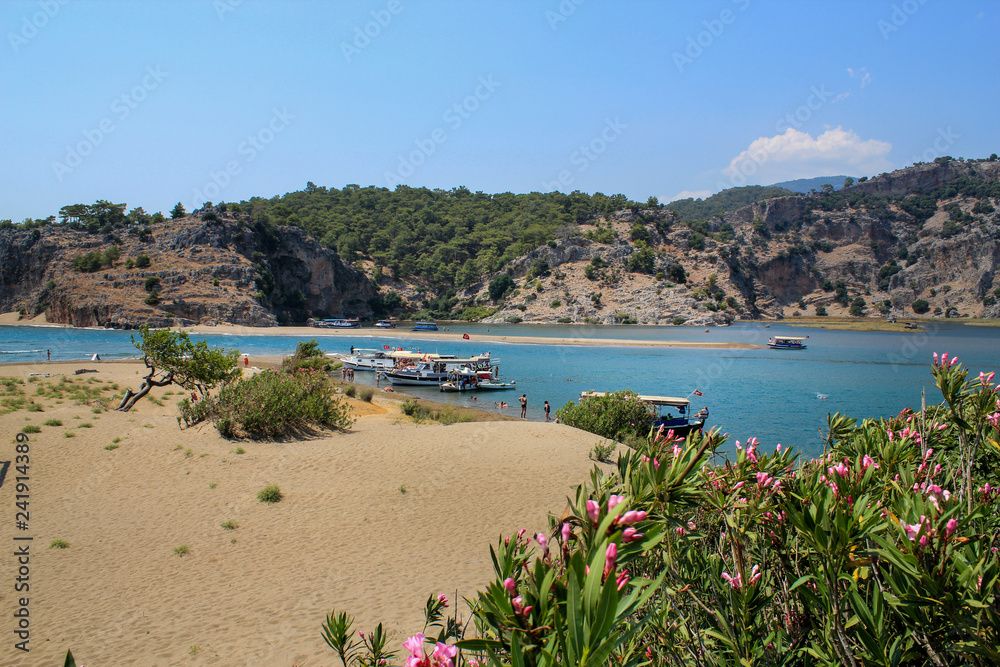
(0, 312), (763, 349)
(0, 359), (609, 666)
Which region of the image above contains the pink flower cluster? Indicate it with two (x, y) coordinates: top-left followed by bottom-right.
(933, 352), (959, 368)
(402, 633), (457, 667)
(721, 564), (760, 589)
(585, 495), (647, 542)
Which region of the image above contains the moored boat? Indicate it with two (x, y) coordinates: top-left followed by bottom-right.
(767, 336), (807, 350)
(310, 318), (361, 329)
(374, 319), (397, 328)
(412, 321), (438, 331)
(341, 348), (398, 371)
(386, 354), (494, 386)
(477, 379), (517, 390)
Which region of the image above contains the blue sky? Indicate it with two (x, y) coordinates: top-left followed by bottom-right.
(3, 0), (998, 222)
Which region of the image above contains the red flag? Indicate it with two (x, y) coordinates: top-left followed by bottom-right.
(693, 390), (703, 396)
(463, 333), (470, 340)
(383, 345), (390, 350)
(396, 347), (403, 351)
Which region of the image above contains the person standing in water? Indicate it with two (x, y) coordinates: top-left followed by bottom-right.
(544, 400), (550, 421)
(519, 394), (527, 419)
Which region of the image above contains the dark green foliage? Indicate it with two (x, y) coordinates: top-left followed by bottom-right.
(912, 299), (930, 314)
(144, 275), (161, 291)
(815, 304), (828, 316)
(209, 369), (354, 438)
(666, 263), (687, 284)
(629, 223), (650, 244)
(257, 485), (282, 503)
(488, 273), (514, 301)
(849, 296), (866, 316)
(134, 254), (150, 268)
(834, 280), (849, 306)
(170, 202), (186, 219)
(70, 246), (121, 273)
(144, 291), (160, 306)
(554, 390), (653, 441)
(667, 185), (793, 223)
(878, 261), (902, 290)
(687, 232), (705, 251)
(526, 258), (550, 280)
(822, 279), (834, 292)
(626, 241), (655, 274)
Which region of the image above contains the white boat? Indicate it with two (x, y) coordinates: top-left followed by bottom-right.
(341, 348), (398, 371)
(374, 320), (396, 328)
(768, 336), (807, 350)
(439, 369), (481, 392)
(387, 354), (495, 387)
(477, 379), (517, 391)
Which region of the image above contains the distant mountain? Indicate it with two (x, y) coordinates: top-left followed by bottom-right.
(665, 185), (793, 223)
(769, 175), (851, 193)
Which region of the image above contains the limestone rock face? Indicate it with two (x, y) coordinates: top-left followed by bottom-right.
(0, 215), (376, 328)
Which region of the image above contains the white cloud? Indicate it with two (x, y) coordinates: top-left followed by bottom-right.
(666, 189), (712, 202)
(848, 66), (872, 88)
(722, 127), (892, 185)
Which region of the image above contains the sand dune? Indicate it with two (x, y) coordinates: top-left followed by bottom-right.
(0, 361), (608, 666)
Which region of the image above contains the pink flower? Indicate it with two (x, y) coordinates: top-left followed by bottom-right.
(619, 510), (647, 525)
(687, 521), (696, 530)
(586, 499), (600, 524)
(561, 522), (571, 544)
(503, 578), (516, 595)
(432, 644), (458, 664)
(437, 593), (449, 607)
(733, 481), (745, 490)
(748, 564), (761, 585)
(622, 526), (643, 542)
(776, 443), (782, 452)
(536, 533), (547, 549)
(404, 633), (426, 656)
(608, 494), (625, 512)
(616, 569), (629, 590)
(604, 542), (617, 578)
(676, 526), (686, 537)
(861, 454), (878, 470)
(721, 571), (742, 589)
(945, 518), (958, 538)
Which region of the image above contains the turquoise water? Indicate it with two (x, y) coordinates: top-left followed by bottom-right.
(2, 322), (998, 458)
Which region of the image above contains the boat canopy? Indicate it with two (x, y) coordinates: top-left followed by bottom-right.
(580, 391), (690, 408)
(773, 336), (807, 341)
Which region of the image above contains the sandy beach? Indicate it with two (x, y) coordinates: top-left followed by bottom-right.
(0, 359), (612, 666)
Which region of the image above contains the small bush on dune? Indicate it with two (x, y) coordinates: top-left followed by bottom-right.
(257, 485), (282, 503)
(344, 384), (357, 398)
(555, 389), (654, 441)
(202, 369), (354, 439)
(358, 387), (375, 402)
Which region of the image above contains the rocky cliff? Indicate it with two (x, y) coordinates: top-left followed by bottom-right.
(0, 211), (377, 328)
(470, 158), (1000, 324)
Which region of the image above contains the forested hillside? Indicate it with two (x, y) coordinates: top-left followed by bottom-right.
(231, 185), (641, 288)
(665, 185), (793, 223)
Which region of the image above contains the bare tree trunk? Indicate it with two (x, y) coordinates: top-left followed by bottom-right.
(116, 370), (173, 411)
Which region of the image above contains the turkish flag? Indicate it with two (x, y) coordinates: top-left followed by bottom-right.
(463, 333), (470, 340)
(693, 390), (703, 396)
(383, 345), (390, 350)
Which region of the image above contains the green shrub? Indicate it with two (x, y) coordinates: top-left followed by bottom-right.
(49, 539), (70, 549)
(359, 387), (375, 402)
(43, 418), (62, 426)
(135, 254), (150, 268)
(555, 390), (653, 441)
(550, 299), (561, 308)
(589, 441), (617, 462)
(195, 369), (355, 439)
(144, 275), (161, 291)
(144, 290), (160, 306)
(221, 520), (238, 530)
(21, 424), (40, 434)
(557, 317), (572, 324)
(257, 485), (283, 503)
(912, 298), (931, 314)
(344, 384), (357, 398)
(672, 317), (686, 326)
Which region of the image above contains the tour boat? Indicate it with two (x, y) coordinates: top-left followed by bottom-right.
(374, 320), (396, 328)
(439, 369), (481, 392)
(386, 354), (494, 387)
(411, 321), (439, 331)
(768, 336), (807, 350)
(311, 318), (360, 328)
(341, 348), (398, 371)
(579, 391), (707, 437)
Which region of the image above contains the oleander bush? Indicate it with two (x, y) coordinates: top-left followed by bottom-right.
(325, 356), (1000, 666)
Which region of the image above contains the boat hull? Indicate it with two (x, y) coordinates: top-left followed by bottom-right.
(476, 381), (517, 390)
(767, 344), (807, 350)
